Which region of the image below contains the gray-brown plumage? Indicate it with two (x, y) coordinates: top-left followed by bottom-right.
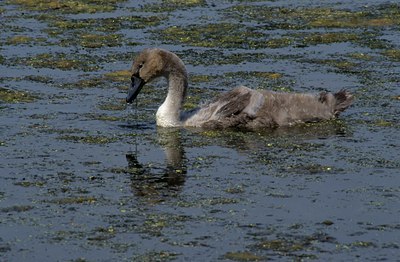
(126, 48), (353, 130)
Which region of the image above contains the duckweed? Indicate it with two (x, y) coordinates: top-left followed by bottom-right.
(0, 87), (36, 103)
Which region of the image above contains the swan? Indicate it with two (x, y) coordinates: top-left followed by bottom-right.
(126, 48), (353, 129)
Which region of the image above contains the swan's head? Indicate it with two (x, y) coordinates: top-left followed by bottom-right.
(126, 48), (186, 104)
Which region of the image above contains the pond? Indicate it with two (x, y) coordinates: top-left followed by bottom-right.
(1, 0), (399, 261)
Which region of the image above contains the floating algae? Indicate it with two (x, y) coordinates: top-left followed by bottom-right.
(223, 251), (263, 261)
(383, 49), (400, 61)
(8, 0), (126, 14)
(77, 33), (123, 48)
(0, 87), (36, 103)
(226, 4), (400, 29)
(58, 134), (117, 144)
(10, 53), (102, 71)
(103, 70), (131, 82)
(157, 23), (266, 49)
(140, 0), (206, 12)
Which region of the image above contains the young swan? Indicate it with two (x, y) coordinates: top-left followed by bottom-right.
(126, 48), (353, 129)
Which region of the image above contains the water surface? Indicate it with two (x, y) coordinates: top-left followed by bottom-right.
(1, 0), (399, 261)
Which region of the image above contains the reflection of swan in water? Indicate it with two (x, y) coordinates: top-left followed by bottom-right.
(126, 128), (186, 201)
(125, 119), (349, 201)
(191, 119), (351, 151)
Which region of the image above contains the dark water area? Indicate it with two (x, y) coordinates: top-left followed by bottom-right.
(1, 0), (399, 261)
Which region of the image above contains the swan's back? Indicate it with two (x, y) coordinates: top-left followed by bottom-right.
(183, 87), (353, 130)
(183, 86), (264, 128)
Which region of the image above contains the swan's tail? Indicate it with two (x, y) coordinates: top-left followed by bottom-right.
(333, 89), (353, 116)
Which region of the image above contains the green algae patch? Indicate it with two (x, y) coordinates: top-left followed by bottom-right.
(190, 74), (213, 83)
(178, 49), (268, 66)
(104, 70), (131, 82)
(266, 37), (293, 48)
(84, 113), (121, 122)
(14, 181), (46, 187)
(78, 33), (122, 48)
(0, 87), (36, 103)
(224, 251), (263, 261)
(133, 251), (179, 261)
(308, 4), (400, 28)
(98, 100), (126, 111)
(226, 4), (400, 30)
(349, 52), (373, 61)
(383, 49), (400, 61)
(257, 239), (304, 252)
(302, 32), (359, 46)
(50, 196), (97, 205)
(158, 23), (266, 49)
(73, 78), (104, 89)
(222, 71), (291, 92)
(374, 119), (394, 127)
(12, 53), (101, 71)
(47, 15), (163, 35)
(304, 59), (358, 73)
(58, 134), (117, 144)
(9, 0), (126, 14)
(284, 163), (334, 175)
(6, 35), (33, 45)
(255, 232), (336, 257)
(141, 0), (206, 12)
(250, 72), (283, 80)
(0, 205), (34, 213)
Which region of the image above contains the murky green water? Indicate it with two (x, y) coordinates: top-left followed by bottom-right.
(1, 0), (399, 261)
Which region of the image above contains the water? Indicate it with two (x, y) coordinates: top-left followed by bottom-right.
(1, 0), (399, 261)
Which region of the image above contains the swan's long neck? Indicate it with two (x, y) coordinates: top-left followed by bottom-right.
(156, 71), (188, 127)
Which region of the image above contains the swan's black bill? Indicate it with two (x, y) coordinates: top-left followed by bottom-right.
(126, 76), (145, 104)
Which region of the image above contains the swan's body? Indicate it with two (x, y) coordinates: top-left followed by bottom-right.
(126, 48), (353, 129)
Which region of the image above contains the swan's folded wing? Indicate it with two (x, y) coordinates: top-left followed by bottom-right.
(214, 87), (252, 118)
